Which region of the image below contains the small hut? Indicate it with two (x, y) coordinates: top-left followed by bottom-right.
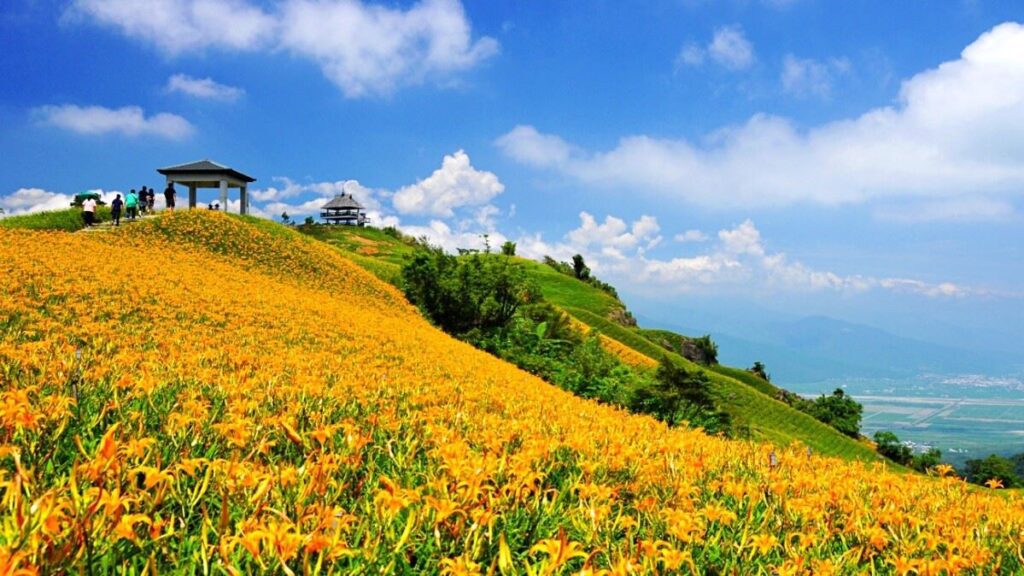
(320, 193), (367, 226)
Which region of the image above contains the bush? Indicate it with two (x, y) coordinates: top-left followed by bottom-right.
(631, 359), (728, 432)
(874, 431), (913, 465)
(964, 454), (1022, 488)
(401, 248), (537, 336)
(749, 361), (770, 382)
(806, 388), (862, 438)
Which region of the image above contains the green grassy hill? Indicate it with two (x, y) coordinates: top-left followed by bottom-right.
(293, 223), (884, 464)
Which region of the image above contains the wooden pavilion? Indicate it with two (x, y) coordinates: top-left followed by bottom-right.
(320, 193), (367, 226)
(157, 160), (256, 214)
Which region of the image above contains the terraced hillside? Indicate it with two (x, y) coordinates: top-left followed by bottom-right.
(1, 211), (1021, 573)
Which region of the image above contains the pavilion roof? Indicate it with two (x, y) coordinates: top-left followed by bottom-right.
(321, 194), (364, 210)
(158, 159), (255, 183)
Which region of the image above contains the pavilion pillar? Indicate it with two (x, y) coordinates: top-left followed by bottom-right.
(240, 185), (248, 215)
(219, 180), (228, 212)
(188, 184), (197, 209)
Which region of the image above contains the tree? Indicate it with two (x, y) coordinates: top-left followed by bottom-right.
(807, 388), (862, 438)
(749, 361), (770, 382)
(501, 241), (517, 256)
(631, 360), (714, 425)
(401, 248), (537, 336)
(571, 254), (591, 280)
(874, 431), (913, 465)
(304, 216), (315, 226)
(280, 212), (291, 224)
(692, 335), (718, 365)
(964, 454), (1022, 488)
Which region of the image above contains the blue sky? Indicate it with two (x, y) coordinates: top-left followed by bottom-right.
(2, 0), (1023, 359)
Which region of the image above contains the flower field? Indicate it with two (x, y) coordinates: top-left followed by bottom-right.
(0, 211), (1021, 574)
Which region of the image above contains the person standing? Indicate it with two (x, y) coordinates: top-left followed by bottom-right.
(126, 189), (139, 220)
(147, 187), (156, 212)
(110, 194), (123, 227)
(164, 183), (176, 212)
(81, 196), (97, 227)
(137, 187), (146, 214)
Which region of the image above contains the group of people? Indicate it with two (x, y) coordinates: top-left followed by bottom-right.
(85, 184), (178, 227)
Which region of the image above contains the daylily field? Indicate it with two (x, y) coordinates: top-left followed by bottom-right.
(0, 211), (1021, 574)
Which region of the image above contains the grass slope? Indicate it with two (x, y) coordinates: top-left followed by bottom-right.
(290, 225), (883, 463)
(0, 206), (112, 231)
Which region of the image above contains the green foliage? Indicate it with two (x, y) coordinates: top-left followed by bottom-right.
(631, 359), (729, 433)
(874, 431), (913, 465)
(805, 388), (863, 438)
(402, 247), (537, 336)
(280, 211), (291, 224)
(690, 335), (719, 365)
(304, 216), (315, 226)
(501, 240), (517, 256)
(571, 254), (590, 280)
(964, 454), (1022, 488)
(873, 431), (943, 472)
(0, 207), (112, 231)
(749, 361), (770, 382)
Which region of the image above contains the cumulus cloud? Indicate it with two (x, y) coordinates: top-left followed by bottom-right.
(708, 25), (754, 70)
(781, 54), (849, 99)
(499, 22), (1024, 219)
(35, 104), (194, 139)
(167, 74), (244, 101)
(66, 0), (277, 54)
(68, 0), (497, 98)
(675, 25), (754, 71)
(400, 219), (507, 253)
(279, 0), (498, 97)
(392, 150), (504, 217)
(674, 229), (709, 242)
(515, 215), (985, 298)
(0, 188), (122, 216)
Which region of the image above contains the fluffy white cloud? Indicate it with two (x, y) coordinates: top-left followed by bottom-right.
(66, 0), (277, 54)
(392, 150), (504, 217)
(68, 0), (497, 98)
(781, 54), (849, 99)
(279, 0), (498, 97)
(0, 188), (122, 216)
(675, 25), (754, 71)
(493, 125), (573, 169)
(515, 215), (981, 298)
(674, 229), (709, 242)
(499, 22), (1024, 218)
(167, 74), (244, 101)
(401, 219), (507, 253)
(35, 104), (194, 139)
(708, 25), (754, 70)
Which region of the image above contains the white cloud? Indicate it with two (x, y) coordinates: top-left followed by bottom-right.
(401, 219), (507, 253)
(514, 215), (985, 298)
(0, 188), (122, 216)
(66, 0), (277, 54)
(675, 26), (753, 72)
(498, 22), (1024, 219)
(392, 150), (504, 217)
(493, 125), (573, 169)
(279, 0), (499, 97)
(167, 74), (244, 101)
(708, 25), (754, 70)
(674, 42), (705, 70)
(69, 0), (497, 98)
(35, 104), (194, 139)
(674, 229), (709, 242)
(781, 54), (849, 99)
(874, 198), (1016, 223)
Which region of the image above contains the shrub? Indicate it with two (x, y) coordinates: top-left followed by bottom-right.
(806, 388), (862, 438)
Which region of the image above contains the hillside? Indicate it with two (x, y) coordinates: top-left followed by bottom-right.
(2, 211), (1020, 573)
(298, 224), (883, 463)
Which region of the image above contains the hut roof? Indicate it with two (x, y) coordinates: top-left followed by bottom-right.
(157, 159), (256, 183)
(321, 193), (364, 210)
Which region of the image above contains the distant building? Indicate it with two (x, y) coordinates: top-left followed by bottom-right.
(320, 193), (368, 226)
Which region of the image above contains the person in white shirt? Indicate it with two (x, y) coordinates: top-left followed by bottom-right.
(82, 197), (97, 227)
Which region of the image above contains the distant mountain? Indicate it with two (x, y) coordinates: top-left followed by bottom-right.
(636, 312), (1016, 385)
